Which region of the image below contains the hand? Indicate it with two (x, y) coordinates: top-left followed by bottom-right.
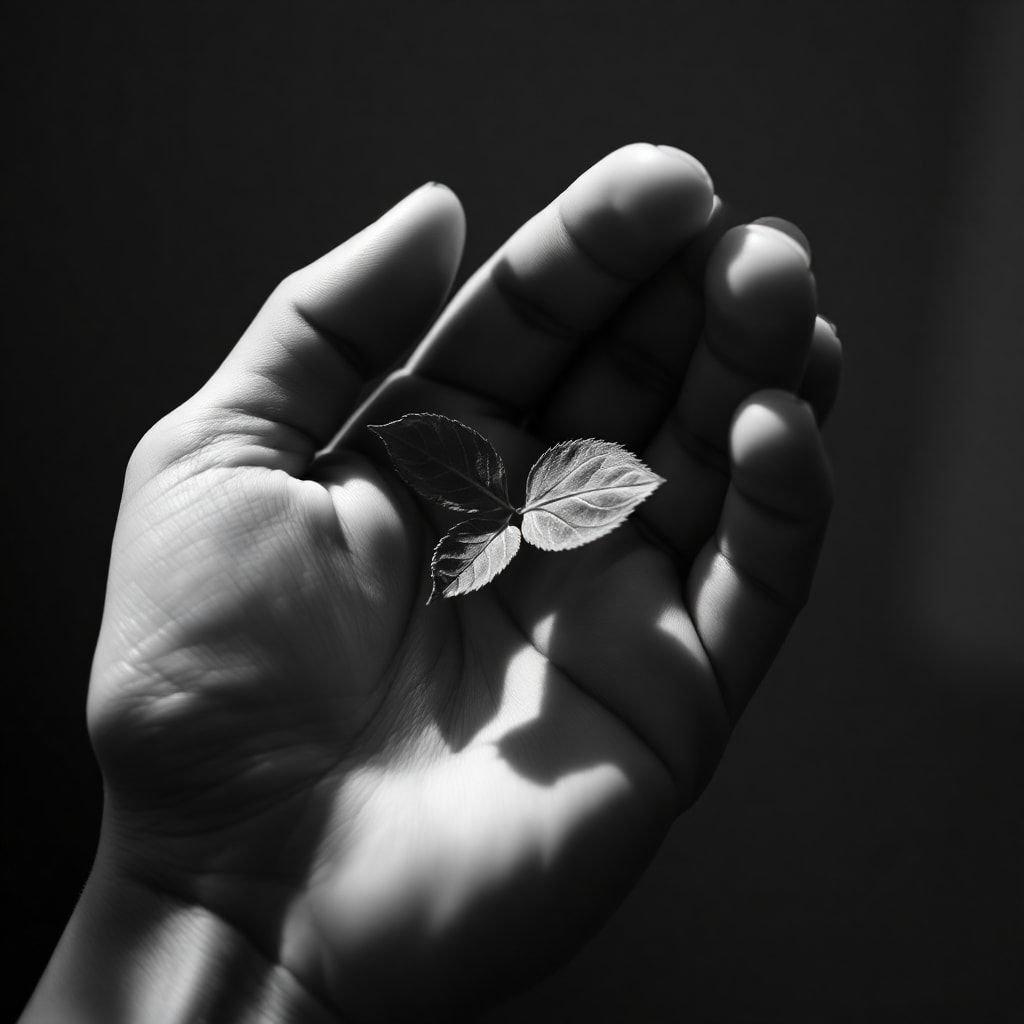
(42, 145), (840, 1022)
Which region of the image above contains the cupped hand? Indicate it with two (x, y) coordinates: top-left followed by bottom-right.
(88, 145), (840, 1020)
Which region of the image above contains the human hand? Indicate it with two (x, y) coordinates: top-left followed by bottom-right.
(31, 145), (840, 1022)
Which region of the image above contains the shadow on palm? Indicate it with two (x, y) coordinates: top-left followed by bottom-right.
(337, 369), (730, 801)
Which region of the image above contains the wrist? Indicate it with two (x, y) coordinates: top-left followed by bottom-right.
(20, 832), (338, 1024)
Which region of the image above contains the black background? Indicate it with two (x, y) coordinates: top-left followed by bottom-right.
(4, 2), (1023, 1021)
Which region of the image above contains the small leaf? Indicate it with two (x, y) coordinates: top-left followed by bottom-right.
(369, 413), (513, 513)
(429, 515), (521, 602)
(520, 439), (664, 551)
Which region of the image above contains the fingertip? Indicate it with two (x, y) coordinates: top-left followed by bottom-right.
(730, 389), (832, 511)
(798, 317), (843, 423)
(559, 143), (716, 278)
(423, 181), (467, 236)
(393, 178), (462, 212)
(705, 224), (817, 362)
(707, 223), (814, 304)
(731, 388), (816, 462)
(751, 216), (812, 265)
(304, 181), (466, 297)
(656, 144), (714, 194)
(383, 181), (467, 271)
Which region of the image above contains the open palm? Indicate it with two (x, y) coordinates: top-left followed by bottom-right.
(88, 145), (839, 1021)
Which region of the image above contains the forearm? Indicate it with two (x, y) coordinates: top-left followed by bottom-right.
(19, 839), (337, 1024)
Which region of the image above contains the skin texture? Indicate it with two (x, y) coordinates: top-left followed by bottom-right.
(24, 145), (840, 1022)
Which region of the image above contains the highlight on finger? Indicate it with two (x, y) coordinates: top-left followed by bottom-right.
(639, 221), (818, 565)
(798, 316), (843, 423)
(751, 216), (811, 264)
(686, 389), (833, 717)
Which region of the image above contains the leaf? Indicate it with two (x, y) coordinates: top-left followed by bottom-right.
(429, 515), (521, 602)
(519, 439), (664, 551)
(368, 413), (513, 513)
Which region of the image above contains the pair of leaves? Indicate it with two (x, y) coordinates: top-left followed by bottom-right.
(369, 413), (664, 602)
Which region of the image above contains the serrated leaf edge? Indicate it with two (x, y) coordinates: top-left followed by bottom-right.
(428, 515), (521, 603)
(368, 413), (514, 514)
(520, 438), (665, 514)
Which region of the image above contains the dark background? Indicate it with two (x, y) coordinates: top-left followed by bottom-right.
(4, 2), (1023, 1021)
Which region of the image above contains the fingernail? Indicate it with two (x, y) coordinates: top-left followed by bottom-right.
(656, 144), (713, 190)
(820, 315), (839, 335)
(401, 181), (444, 201)
(752, 217), (811, 265)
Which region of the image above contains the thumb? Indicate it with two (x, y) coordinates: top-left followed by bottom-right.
(193, 182), (465, 465)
